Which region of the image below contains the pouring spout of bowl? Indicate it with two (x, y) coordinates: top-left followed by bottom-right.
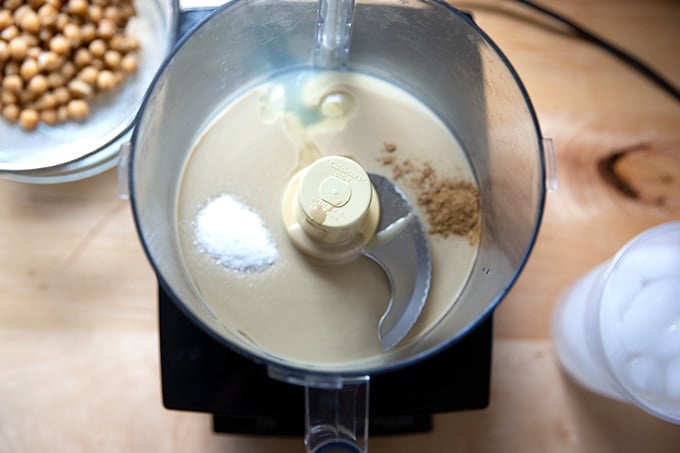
(314, 0), (356, 69)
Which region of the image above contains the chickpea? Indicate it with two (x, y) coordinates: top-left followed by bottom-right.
(27, 74), (48, 95)
(103, 49), (120, 69)
(29, 0), (47, 9)
(38, 27), (54, 43)
(103, 6), (120, 24)
(37, 3), (58, 27)
(41, 108), (57, 126)
(18, 89), (35, 104)
(88, 39), (106, 58)
(18, 10), (40, 34)
(49, 34), (70, 56)
(87, 4), (102, 23)
(67, 78), (92, 99)
(13, 5), (30, 22)
(14, 4), (32, 15)
(120, 4), (135, 22)
(109, 35), (123, 52)
(90, 58), (103, 70)
(47, 71), (65, 89)
(60, 60), (76, 80)
(53, 85), (69, 104)
(38, 50), (60, 72)
(0, 10), (12, 29)
(66, 98), (88, 121)
(73, 48), (91, 68)
(8, 36), (28, 61)
(112, 70), (123, 85)
(0, 41), (8, 63)
(19, 58), (39, 80)
(56, 104), (68, 123)
(19, 108), (40, 131)
(1, 89), (18, 105)
(97, 18), (116, 40)
(26, 46), (41, 60)
(80, 23), (96, 44)
(68, 0), (88, 16)
(22, 33), (39, 48)
(2, 104), (20, 123)
(96, 69), (115, 91)
(120, 53), (137, 74)
(1, 25), (19, 42)
(121, 35), (139, 52)
(77, 65), (97, 85)
(4, 61), (19, 75)
(3, 0), (22, 12)
(63, 23), (81, 46)
(55, 13), (68, 31)
(2, 74), (23, 93)
(37, 91), (57, 109)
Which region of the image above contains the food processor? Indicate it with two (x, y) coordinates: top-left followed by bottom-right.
(127, 0), (549, 451)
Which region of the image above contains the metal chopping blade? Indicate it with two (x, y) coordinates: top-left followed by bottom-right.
(363, 174), (432, 351)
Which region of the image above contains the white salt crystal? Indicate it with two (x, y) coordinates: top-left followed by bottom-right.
(194, 194), (279, 272)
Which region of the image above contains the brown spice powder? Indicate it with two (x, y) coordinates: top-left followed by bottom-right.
(378, 144), (480, 242)
(383, 142), (397, 153)
(418, 180), (480, 237)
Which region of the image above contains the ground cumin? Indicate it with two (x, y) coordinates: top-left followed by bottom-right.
(378, 143), (480, 241)
(418, 180), (480, 237)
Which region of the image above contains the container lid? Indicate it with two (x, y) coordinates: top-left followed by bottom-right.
(298, 156), (373, 244)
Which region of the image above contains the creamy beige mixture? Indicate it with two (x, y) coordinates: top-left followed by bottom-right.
(176, 70), (478, 367)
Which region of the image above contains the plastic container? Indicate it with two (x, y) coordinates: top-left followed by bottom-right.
(553, 221), (680, 423)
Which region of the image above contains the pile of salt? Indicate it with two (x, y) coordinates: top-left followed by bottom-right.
(194, 194), (279, 272)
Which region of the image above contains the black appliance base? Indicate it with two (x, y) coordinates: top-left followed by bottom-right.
(159, 285), (493, 437)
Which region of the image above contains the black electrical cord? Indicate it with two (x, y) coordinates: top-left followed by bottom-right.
(511, 0), (680, 103)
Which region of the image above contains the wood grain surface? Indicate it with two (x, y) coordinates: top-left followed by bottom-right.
(1, 0), (679, 451)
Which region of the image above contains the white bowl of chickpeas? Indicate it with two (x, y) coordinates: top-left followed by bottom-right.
(0, 0), (178, 183)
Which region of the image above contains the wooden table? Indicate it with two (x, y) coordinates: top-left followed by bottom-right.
(1, 0), (679, 451)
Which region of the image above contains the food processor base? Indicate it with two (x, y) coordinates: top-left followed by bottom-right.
(158, 284), (493, 436)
